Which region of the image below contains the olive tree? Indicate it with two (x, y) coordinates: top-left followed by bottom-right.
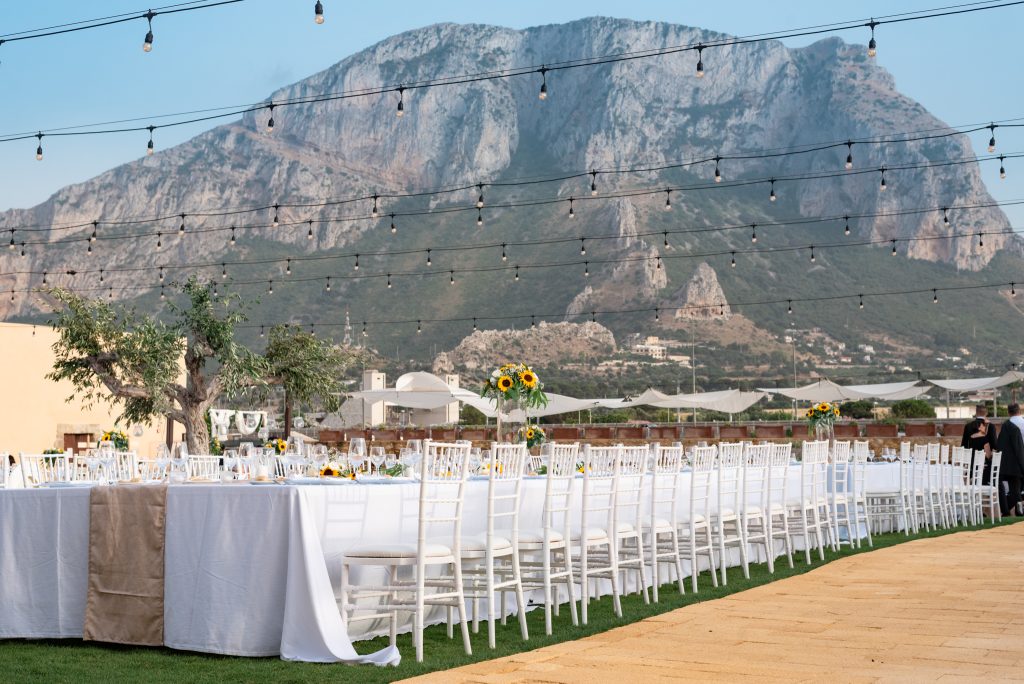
(48, 279), (267, 453)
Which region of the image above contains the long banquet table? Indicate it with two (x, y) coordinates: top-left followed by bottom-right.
(0, 463), (904, 663)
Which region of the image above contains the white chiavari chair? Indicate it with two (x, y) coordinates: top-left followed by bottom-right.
(517, 442), (579, 635)
(678, 445), (718, 592)
(926, 443), (950, 528)
(851, 441), (872, 547)
(0, 452), (10, 488)
(645, 443), (686, 602)
(949, 446), (972, 525)
(712, 442), (748, 584)
(339, 440), (473, 663)
(113, 451), (140, 481)
(19, 451), (75, 487)
(767, 443), (794, 568)
(741, 443), (774, 573)
(186, 455), (221, 480)
(615, 445), (651, 605)
(970, 450), (987, 525)
(909, 445), (932, 532)
(830, 441), (856, 548)
(458, 443), (529, 649)
(983, 451), (1002, 523)
(573, 444), (622, 624)
(788, 441), (829, 563)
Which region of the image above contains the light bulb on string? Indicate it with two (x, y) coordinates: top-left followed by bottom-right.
(664, 189), (672, 211)
(108, 288), (113, 300)
(389, 214), (397, 234)
(933, 289), (938, 304)
(663, 232), (669, 248)
(178, 213), (186, 237)
(879, 167), (887, 191)
(371, 194), (379, 218)
(449, 271), (455, 285)
(810, 246), (816, 263)
(265, 104), (275, 133)
(530, 315), (536, 330)
(35, 133), (43, 161)
(580, 238), (586, 256)
(590, 171), (598, 196)
(730, 252), (736, 268)
(396, 86), (405, 117)
(713, 156), (722, 182)
(476, 209), (483, 227)
(416, 320), (422, 334)
(999, 155), (1007, 179)
(286, 258), (292, 275)
(859, 294), (864, 309)
(978, 233), (984, 248)
(514, 265), (520, 282)
(146, 126), (155, 155)
(568, 197), (575, 218)
(212, 284), (219, 299)
(891, 239), (898, 256)
(750, 223), (757, 243)
(472, 318), (478, 332)
(314, 1), (324, 24)
(426, 249), (432, 266)
(656, 256), (662, 270)
(867, 19), (878, 57)
(156, 232), (162, 249)
(769, 179), (776, 202)
(259, 325), (265, 338)
(307, 220), (314, 240)
(942, 207), (950, 227)
(158, 266), (164, 282)
(99, 269), (105, 284)
(143, 10), (155, 52)
(590, 311), (596, 323)
(584, 261), (589, 277)
(353, 254), (359, 271)
(787, 300), (793, 315)
(221, 263), (227, 279)
(326, 276), (332, 292)
(267, 280), (274, 295)
(362, 323), (367, 338)
(19, 243), (25, 257)
(501, 243), (507, 262)
(845, 141), (853, 169)
(160, 285), (165, 300)
(386, 273), (391, 289)
(988, 123), (996, 152)
(1012, 282), (1017, 297)
(538, 66), (548, 100)
(272, 204), (280, 227)
(87, 241), (92, 256)
(230, 226), (237, 245)
(844, 215), (851, 236)
(695, 43), (705, 78)
(42, 271), (47, 285)
(476, 183), (485, 208)
(8, 229), (15, 250)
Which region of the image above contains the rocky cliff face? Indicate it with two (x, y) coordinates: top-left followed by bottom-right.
(0, 17), (1013, 356)
(674, 263), (731, 320)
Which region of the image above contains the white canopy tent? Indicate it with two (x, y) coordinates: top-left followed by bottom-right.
(347, 371), (481, 409)
(926, 370), (1024, 392)
(596, 388), (767, 415)
(759, 379), (929, 403)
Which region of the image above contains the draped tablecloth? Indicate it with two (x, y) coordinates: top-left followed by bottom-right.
(0, 463), (903, 662)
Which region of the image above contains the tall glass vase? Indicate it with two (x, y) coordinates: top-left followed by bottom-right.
(814, 421), (835, 446)
(496, 397), (526, 443)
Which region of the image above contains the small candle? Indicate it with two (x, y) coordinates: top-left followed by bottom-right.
(255, 464), (270, 480)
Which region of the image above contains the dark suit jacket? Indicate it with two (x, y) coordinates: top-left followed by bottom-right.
(995, 419), (1024, 478)
(961, 418), (996, 453)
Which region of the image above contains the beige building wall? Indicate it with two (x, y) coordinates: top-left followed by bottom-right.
(0, 323), (170, 457)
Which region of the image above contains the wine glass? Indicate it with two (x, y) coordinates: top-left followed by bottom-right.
(369, 446), (386, 476)
(468, 447), (482, 475)
(384, 451), (398, 475)
(406, 439), (422, 457)
(349, 438), (367, 473)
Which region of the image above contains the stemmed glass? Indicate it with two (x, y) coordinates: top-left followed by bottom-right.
(222, 448), (239, 482)
(468, 447), (482, 475)
(384, 451), (398, 475)
(369, 446), (386, 476)
(85, 448), (101, 483)
(170, 442), (189, 483)
(349, 438), (367, 474)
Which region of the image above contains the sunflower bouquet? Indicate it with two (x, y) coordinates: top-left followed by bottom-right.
(265, 438), (287, 455)
(806, 402), (841, 435)
(99, 429), (129, 451)
(481, 362), (549, 410)
(319, 460), (356, 480)
(522, 425), (546, 449)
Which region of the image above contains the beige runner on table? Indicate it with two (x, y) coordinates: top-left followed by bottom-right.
(83, 484), (168, 646)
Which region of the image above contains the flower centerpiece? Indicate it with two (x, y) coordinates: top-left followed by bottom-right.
(265, 438), (287, 455)
(522, 425), (546, 449)
(99, 429), (129, 451)
(806, 402), (841, 439)
(319, 460), (356, 480)
(480, 362), (549, 442)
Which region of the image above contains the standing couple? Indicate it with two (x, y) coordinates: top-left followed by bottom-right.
(962, 404), (1024, 516)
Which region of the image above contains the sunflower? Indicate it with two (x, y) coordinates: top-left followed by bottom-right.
(520, 370), (538, 388)
(525, 428), (536, 439)
(497, 375), (513, 391)
(806, 410), (814, 418)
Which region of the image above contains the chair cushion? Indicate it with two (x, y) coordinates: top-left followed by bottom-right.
(345, 542), (452, 559)
(571, 523), (634, 542)
(451, 534), (512, 554)
(641, 517), (674, 534)
(511, 528), (565, 546)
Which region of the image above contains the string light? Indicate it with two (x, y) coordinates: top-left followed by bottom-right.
(891, 239), (898, 256)
(514, 265), (520, 281)
(590, 311), (596, 323)
(859, 294), (864, 309)
(580, 238), (586, 256)
(221, 263), (227, 279)
(265, 104), (275, 133)
(810, 245), (816, 263)
(476, 208), (483, 227)
(390, 213), (397, 235)
(999, 155), (1007, 179)
(787, 300), (793, 315)
(326, 276), (332, 292)
(160, 285), (165, 300)
(538, 66), (548, 100)
(656, 256), (662, 270)
(1012, 282), (1017, 297)
(449, 270), (455, 286)
(933, 289), (938, 303)
(501, 243), (507, 262)
(178, 213), (186, 237)
(844, 215), (851, 236)
(108, 287), (113, 300)
(159, 266), (164, 282)
(212, 283), (219, 298)
(713, 156), (722, 183)
(286, 258), (292, 275)
(146, 125), (155, 155)
(35, 133), (43, 161)
(306, 219), (314, 240)
(42, 271), (47, 285)
(272, 204), (280, 227)
(879, 166), (887, 191)
(314, 1), (325, 24)
(143, 10), (155, 52)
(845, 141), (853, 169)
(156, 232), (162, 249)
(590, 171), (598, 196)
(988, 123), (997, 152)
(531, 315), (536, 329)
(584, 261), (589, 277)
(362, 322), (367, 337)
(942, 207), (950, 227)
(19, 243), (25, 257)
(87, 241), (93, 256)
(655, 307), (660, 321)
(260, 325), (265, 338)
(978, 232), (984, 248)
(695, 43), (705, 78)
(568, 197), (576, 218)
(730, 251), (736, 268)
(99, 269), (104, 283)
(769, 178), (776, 202)
(664, 189), (672, 211)
(867, 18), (878, 57)
(267, 280), (274, 295)
(371, 194), (379, 219)
(353, 254), (359, 271)
(8, 230), (15, 250)
(750, 223), (758, 243)
(396, 87), (405, 117)
(663, 232), (669, 248)
(386, 273), (391, 289)
(416, 320), (422, 334)
(426, 249), (432, 266)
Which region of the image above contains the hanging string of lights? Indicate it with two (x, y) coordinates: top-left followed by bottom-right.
(1, 1), (1020, 156)
(1, 147), (1017, 254)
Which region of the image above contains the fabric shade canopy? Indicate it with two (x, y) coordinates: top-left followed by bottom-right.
(463, 393), (603, 421)
(760, 379), (929, 402)
(926, 371), (1024, 392)
(347, 371), (480, 409)
(597, 388), (766, 414)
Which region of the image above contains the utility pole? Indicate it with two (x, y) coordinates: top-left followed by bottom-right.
(792, 340), (798, 420)
(691, 319), (697, 424)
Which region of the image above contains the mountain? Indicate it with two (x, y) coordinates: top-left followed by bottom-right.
(2, 17), (1021, 376)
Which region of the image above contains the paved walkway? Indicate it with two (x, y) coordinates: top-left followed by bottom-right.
(407, 524), (1024, 682)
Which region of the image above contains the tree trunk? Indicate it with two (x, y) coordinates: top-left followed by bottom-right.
(181, 403), (211, 455)
(283, 389), (293, 439)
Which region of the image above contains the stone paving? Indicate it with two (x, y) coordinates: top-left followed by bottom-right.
(406, 524), (1024, 682)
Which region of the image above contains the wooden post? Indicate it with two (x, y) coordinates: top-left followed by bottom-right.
(164, 416), (174, 449)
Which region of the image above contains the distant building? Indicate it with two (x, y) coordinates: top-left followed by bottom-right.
(632, 337), (667, 359)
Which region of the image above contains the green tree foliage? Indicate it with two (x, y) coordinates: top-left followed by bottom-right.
(840, 400), (875, 419)
(889, 398), (936, 419)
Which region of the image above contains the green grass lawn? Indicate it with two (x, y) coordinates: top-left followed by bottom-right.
(2, 519), (1019, 683)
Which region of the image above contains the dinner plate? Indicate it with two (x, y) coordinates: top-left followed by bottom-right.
(40, 481), (95, 488)
(249, 479), (281, 485)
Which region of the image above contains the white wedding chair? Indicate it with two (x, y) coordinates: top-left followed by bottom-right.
(644, 443), (686, 602)
(137, 457), (169, 481)
(741, 443), (774, 573)
(767, 443), (795, 568)
(926, 443), (950, 528)
(460, 443), (529, 649)
(19, 451), (75, 487)
(0, 452), (10, 488)
(517, 442), (579, 635)
(615, 445), (651, 605)
(186, 455), (221, 480)
(982, 451), (1002, 523)
(851, 442), (872, 547)
(573, 444), (623, 624)
(949, 447), (972, 525)
(339, 440), (472, 663)
(829, 441), (856, 548)
(866, 450), (913, 535)
(678, 445), (718, 592)
(712, 443), (748, 584)
(113, 451), (140, 481)
(937, 444), (956, 526)
(970, 450), (987, 524)
(789, 441), (829, 563)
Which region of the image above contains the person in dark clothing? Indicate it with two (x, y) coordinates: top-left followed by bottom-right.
(995, 403), (1024, 517)
(962, 405), (996, 484)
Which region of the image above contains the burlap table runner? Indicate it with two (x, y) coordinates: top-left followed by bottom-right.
(83, 484), (167, 646)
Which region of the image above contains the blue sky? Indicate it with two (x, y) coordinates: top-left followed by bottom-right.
(1, 1), (1021, 225)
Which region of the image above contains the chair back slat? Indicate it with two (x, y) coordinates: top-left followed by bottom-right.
(419, 440), (471, 558)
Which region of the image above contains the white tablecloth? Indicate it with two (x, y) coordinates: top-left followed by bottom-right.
(0, 463), (903, 662)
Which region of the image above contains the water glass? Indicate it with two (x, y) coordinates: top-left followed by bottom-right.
(369, 446), (386, 475)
